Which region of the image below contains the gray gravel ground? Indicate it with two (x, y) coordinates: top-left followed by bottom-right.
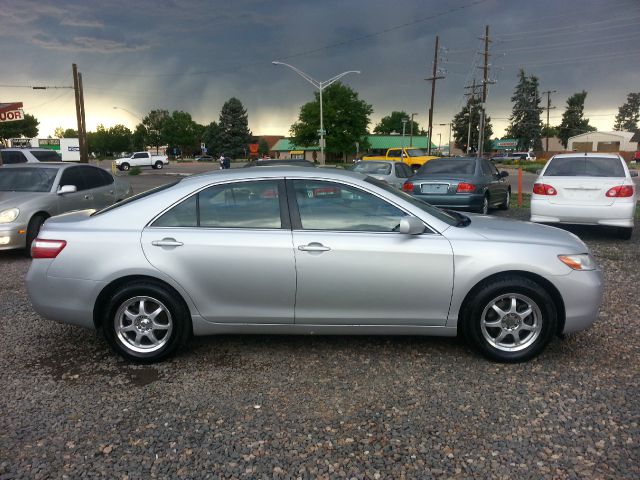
(0, 207), (638, 479)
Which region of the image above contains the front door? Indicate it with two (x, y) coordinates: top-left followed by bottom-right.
(141, 179), (296, 324)
(288, 179), (454, 326)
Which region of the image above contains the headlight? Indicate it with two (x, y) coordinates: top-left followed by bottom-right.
(0, 208), (19, 224)
(558, 254), (596, 271)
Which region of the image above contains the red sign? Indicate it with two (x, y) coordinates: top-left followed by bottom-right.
(248, 143), (259, 154)
(0, 109), (24, 123)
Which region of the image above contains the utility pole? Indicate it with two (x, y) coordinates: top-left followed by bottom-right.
(542, 90), (557, 152)
(464, 78), (481, 154)
(72, 64), (86, 163)
(477, 25), (492, 157)
(78, 72), (88, 163)
(425, 35), (445, 155)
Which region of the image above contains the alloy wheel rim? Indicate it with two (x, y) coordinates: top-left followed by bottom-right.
(114, 296), (173, 354)
(480, 293), (542, 352)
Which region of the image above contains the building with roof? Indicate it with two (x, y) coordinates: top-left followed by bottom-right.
(568, 131), (638, 153)
(271, 134), (435, 162)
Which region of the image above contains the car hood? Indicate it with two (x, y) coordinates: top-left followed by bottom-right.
(0, 191), (49, 209)
(464, 214), (586, 250)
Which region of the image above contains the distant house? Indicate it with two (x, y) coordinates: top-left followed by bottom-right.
(272, 134), (435, 162)
(568, 131), (638, 153)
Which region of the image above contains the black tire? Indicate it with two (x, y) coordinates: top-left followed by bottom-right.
(120, 163), (130, 171)
(498, 189), (511, 210)
(25, 214), (47, 256)
(102, 282), (191, 363)
(154, 161), (164, 170)
(476, 194), (489, 214)
(461, 275), (557, 362)
(616, 227), (633, 240)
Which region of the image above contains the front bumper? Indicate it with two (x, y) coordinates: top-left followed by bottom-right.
(531, 198), (636, 227)
(0, 223), (28, 250)
(553, 268), (603, 334)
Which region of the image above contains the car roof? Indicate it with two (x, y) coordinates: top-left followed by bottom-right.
(1, 162), (71, 169)
(552, 152), (621, 159)
(183, 166), (366, 185)
(0, 147), (56, 152)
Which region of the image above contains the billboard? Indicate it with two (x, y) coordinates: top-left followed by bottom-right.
(0, 102), (25, 123)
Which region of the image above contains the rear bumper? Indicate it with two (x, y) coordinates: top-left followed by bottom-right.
(530, 198), (636, 227)
(411, 193), (485, 210)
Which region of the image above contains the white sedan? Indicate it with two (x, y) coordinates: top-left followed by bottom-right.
(530, 153), (637, 239)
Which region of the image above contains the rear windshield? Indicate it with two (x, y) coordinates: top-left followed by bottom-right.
(31, 150), (62, 162)
(417, 159), (477, 175)
(544, 156), (625, 177)
(0, 167), (58, 192)
(353, 162), (392, 175)
(406, 149), (426, 157)
(92, 181), (179, 216)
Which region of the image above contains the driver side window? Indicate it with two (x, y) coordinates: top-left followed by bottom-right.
(292, 180), (406, 232)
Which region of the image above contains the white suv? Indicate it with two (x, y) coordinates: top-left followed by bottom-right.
(0, 148), (62, 164)
(530, 153), (637, 239)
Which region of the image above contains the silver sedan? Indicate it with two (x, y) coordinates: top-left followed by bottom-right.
(27, 168), (602, 363)
(351, 160), (414, 189)
(0, 163), (132, 252)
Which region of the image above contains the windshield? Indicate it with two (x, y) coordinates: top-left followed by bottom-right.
(418, 158), (477, 175)
(0, 168), (58, 192)
(544, 156), (626, 177)
(406, 149), (426, 157)
(353, 162), (392, 175)
(92, 181), (179, 216)
(365, 177), (457, 226)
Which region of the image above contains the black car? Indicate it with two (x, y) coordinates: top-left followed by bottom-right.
(402, 157), (510, 214)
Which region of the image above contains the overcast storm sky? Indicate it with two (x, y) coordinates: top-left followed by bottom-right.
(1, 0), (639, 141)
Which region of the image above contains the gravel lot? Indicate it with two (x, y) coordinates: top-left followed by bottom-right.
(0, 201), (638, 478)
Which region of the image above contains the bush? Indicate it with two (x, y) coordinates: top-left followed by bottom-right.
(129, 166), (142, 176)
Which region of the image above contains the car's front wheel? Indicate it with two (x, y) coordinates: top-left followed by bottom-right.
(462, 275), (557, 362)
(103, 282), (190, 362)
(120, 163), (130, 171)
(498, 190), (510, 210)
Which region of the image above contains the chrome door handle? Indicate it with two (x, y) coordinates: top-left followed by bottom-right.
(152, 238), (184, 247)
(298, 243), (331, 252)
(84, 194), (91, 200)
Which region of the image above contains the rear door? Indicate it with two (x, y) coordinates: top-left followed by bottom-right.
(79, 166), (116, 209)
(57, 166), (95, 212)
(542, 156), (626, 206)
(141, 179), (296, 324)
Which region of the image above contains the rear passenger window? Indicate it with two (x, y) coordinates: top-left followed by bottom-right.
(59, 167), (87, 191)
(152, 180), (282, 229)
(31, 151), (61, 162)
(80, 166), (110, 189)
(0, 151), (27, 164)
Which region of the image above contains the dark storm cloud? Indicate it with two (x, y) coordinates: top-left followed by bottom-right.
(1, 0), (639, 136)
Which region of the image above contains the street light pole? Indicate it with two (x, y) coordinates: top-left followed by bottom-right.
(410, 112), (418, 147)
(272, 61), (360, 165)
(439, 123), (451, 156)
(437, 133), (441, 152)
(401, 118), (408, 164)
(466, 108), (474, 155)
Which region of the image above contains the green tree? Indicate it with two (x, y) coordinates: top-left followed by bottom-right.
(0, 113), (39, 146)
(87, 124), (108, 156)
(107, 124), (133, 154)
(161, 111), (201, 157)
(558, 91), (596, 148)
(131, 124), (147, 151)
(202, 121), (222, 156)
(290, 82), (372, 160)
(54, 127), (78, 138)
(373, 111), (420, 135)
(613, 92), (640, 132)
(541, 125), (559, 138)
(452, 97), (493, 154)
(258, 138), (270, 156)
(142, 109), (169, 153)
(218, 98), (252, 158)
(507, 69), (543, 151)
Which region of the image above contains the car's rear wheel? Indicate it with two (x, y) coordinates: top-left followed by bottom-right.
(120, 163), (130, 171)
(616, 227), (633, 240)
(154, 161), (164, 169)
(462, 275), (557, 362)
(498, 190), (510, 210)
(476, 194), (489, 214)
(25, 214), (47, 256)
(103, 282), (190, 363)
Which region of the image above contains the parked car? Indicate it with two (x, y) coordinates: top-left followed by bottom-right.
(0, 163), (132, 253)
(350, 160), (413, 189)
(243, 159), (315, 167)
(27, 167), (602, 364)
(195, 155), (214, 162)
(114, 151), (168, 171)
(402, 157), (510, 214)
(530, 153), (637, 239)
(492, 151), (536, 162)
(0, 148), (62, 164)
(362, 148), (439, 171)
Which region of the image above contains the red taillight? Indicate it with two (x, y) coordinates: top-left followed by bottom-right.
(402, 181), (414, 193)
(606, 185), (634, 197)
(31, 239), (67, 259)
(533, 183), (557, 195)
(456, 182), (476, 193)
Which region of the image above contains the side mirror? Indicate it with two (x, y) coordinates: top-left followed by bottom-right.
(57, 185), (77, 195)
(500, 171), (509, 178)
(536, 169), (542, 175)
(399, 216), (425, 235)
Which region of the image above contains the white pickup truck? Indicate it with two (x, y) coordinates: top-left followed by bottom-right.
(114, 152), (169, 171)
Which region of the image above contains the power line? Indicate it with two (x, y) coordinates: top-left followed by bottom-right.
(495, 49), (640, 68)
